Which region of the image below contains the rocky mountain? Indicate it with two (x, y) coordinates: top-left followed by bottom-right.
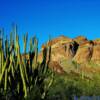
(38, 36), (100, 76)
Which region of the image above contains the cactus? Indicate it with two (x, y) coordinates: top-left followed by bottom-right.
(0, 26), (53, 99)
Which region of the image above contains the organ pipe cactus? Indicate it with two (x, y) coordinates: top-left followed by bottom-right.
(0, 27), (53, 100)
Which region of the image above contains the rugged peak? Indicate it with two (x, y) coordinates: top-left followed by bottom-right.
(74, 36), (87, 40)
(56, 35), (70, 39)
(74, 36), (88, 45)
(48, 35), (72, 47)
(38, 35), (100, 74)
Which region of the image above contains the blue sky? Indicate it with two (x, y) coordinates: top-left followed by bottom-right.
(0, 0), (100, 51)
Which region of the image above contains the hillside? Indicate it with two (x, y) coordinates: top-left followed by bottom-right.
(38, 36), (100, 78)
(1, 33), (100, 100)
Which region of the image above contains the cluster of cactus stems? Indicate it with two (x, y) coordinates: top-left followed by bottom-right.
(0, 27), (54, 99)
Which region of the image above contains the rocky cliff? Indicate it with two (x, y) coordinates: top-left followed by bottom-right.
(38, 36), (100, 75)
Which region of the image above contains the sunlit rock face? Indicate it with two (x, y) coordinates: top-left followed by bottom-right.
(91, 45), (100, 63)
(39, 36), (79, 63)
(74, 36), (88, 45)
(73, 41), (94, 63)
(38, 36), (100, 73)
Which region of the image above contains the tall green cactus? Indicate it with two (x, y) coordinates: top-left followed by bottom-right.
(0, 27), (53, 99)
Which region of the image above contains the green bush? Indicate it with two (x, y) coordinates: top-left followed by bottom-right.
(47, 73), (100, 100)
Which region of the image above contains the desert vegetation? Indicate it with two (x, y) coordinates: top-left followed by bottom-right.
(0, 28), (54, 100)
(0, 26), (100, 100)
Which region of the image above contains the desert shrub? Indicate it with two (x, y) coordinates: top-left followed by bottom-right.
(46, 73), (100, 100)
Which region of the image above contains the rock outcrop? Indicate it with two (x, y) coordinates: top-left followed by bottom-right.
(91, 45), (100, 62)
(38, 35), (100, 74)
(73, 41), (94, 63)
(74, 36), (88, 45)
(39, 36), (79, 63)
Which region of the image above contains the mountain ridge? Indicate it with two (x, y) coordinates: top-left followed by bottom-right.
(38, 35), (100, 75)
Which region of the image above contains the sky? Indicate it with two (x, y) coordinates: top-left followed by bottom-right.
(0, 0), (100, 51)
